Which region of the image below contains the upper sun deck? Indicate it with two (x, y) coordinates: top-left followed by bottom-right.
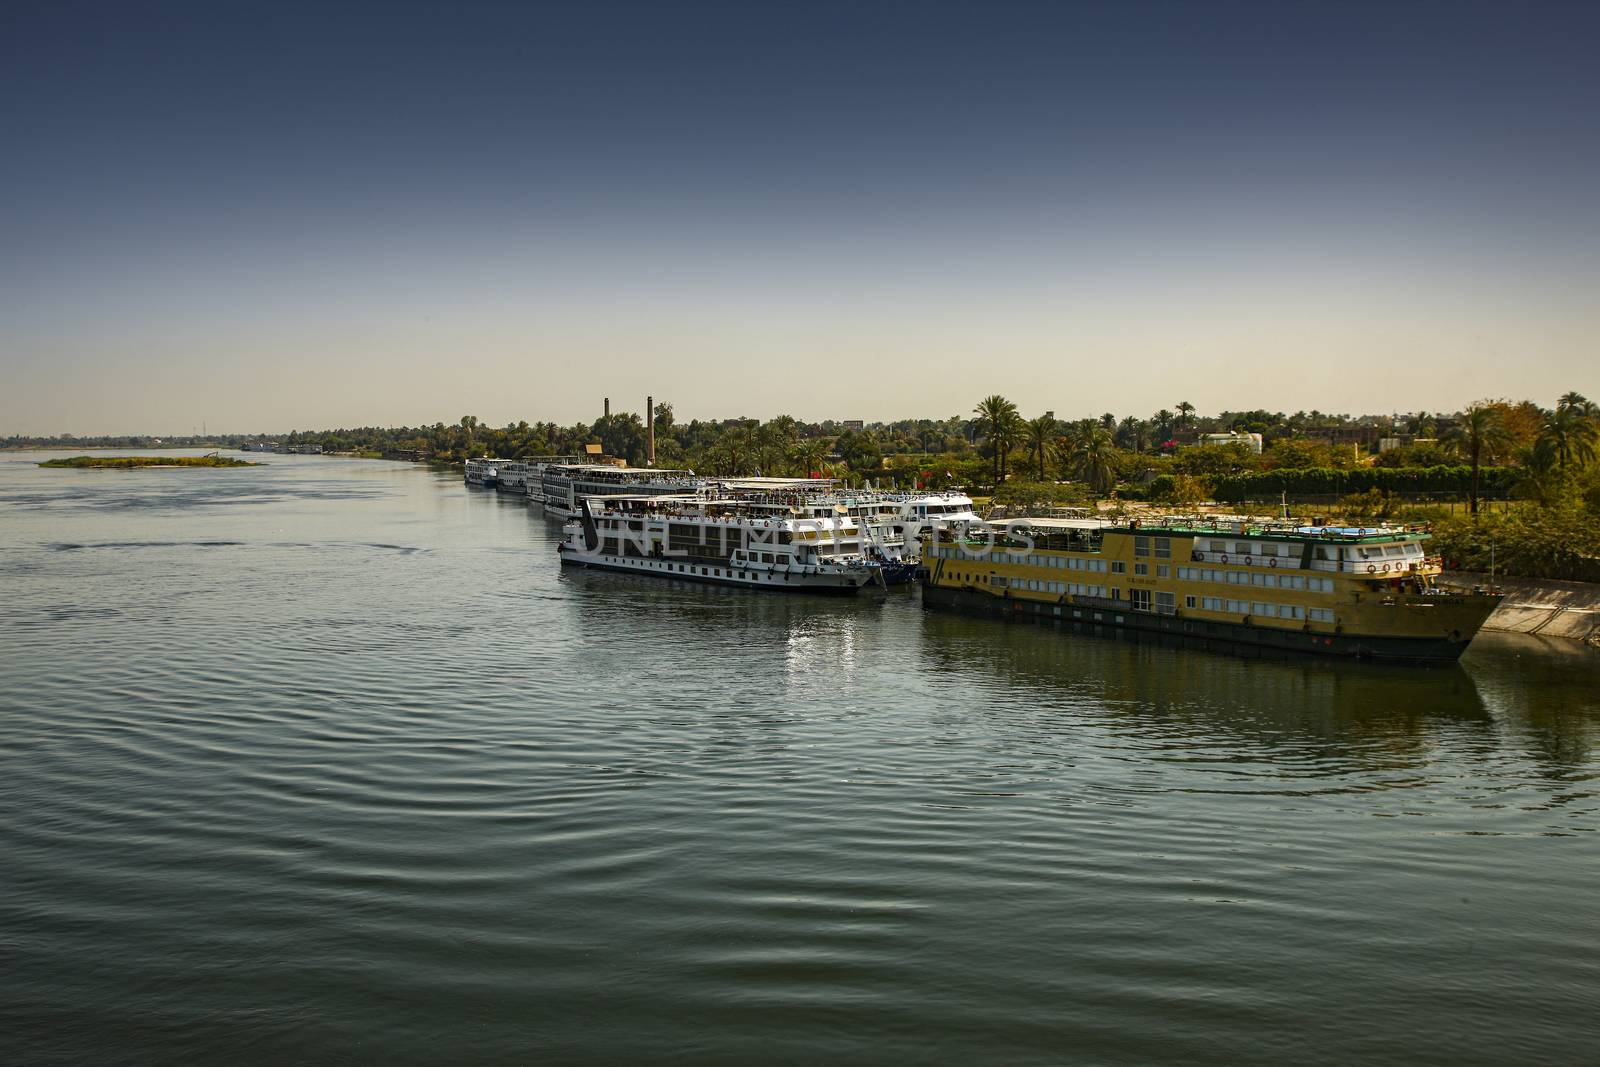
(546, 464), (697, 484)
(582, 494), (866, 531)
(1123, 518), (1430, 545)
(931, 514), (1440, 569)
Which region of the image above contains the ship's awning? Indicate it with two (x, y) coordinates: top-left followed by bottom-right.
(997, 517), (1113, 530)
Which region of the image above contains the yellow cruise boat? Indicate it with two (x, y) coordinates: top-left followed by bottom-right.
(920, 517), (1502, 663)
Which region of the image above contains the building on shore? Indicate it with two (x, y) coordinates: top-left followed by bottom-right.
(1198, 431), (1263, 454)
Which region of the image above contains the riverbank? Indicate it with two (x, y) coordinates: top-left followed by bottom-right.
(1440, 571), (1600, 646)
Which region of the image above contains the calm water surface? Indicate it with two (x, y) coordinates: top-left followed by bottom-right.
(2, 451), (1597, 1064)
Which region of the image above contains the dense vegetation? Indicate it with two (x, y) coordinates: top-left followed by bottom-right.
(38, 455), (260, 469)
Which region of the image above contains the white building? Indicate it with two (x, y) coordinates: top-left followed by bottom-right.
(1199, 431), (1263, 454)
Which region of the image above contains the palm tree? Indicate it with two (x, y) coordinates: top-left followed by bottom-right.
(1068, 425), (1118, 494)
(1100, 412), (1117, 430)
(1175, 401), (1195, 432)
(1115, 415), (1147, 453)
(1023, 414), (1059, 481)
(791, 438), (827, 478)
(1153, 409), (1175, 445)
(1447, 403), (1511, 514)
(754, 422), (790, 475)
(710, 425), (753, 476)
(994, 409), (1025, 483)
(1537, 405), (1598, 472)
(973, 395), (1020, 484)
(1557, 391), (1593, 414)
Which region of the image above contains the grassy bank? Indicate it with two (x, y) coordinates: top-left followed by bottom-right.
(39, 455), (261, 469)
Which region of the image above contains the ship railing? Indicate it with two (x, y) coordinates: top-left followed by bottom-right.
(1305, 558), (1432, 575)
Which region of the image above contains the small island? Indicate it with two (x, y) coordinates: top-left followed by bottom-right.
(39, 455), (262, 469)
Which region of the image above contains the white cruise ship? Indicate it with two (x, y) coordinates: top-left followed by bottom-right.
(541, 464), (698, 519)
(899, 491), (981, 528)
(521, 455), (583, 504)
(558, 494), (882, 593)
(464, 457), (514, 487)
(494, 462), (531, 494)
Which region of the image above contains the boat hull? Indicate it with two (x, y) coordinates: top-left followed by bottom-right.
(878, 559), (920, 586)
(922, 584), (1495, 664)
(560, 549), (871, 594)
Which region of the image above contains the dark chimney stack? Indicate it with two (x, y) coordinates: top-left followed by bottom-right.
(647, 396), (655, 466)
(603, 397), (610, 419)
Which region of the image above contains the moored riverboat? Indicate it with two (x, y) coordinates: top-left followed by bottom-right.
(901, 491), (981, 527)
(541, 464), (698, 519)
(920, 517), (1502, 663)
(559, 494), (881, 593)
(494, 462), (530, 494)
(464, 457), (512, 488)
(521, 455), (583, 504)
(837, 490), (981, 582)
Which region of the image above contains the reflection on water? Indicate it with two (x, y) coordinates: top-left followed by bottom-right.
(1, 450), (1597, 1065)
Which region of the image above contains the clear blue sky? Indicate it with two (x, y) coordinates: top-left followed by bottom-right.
(2, 0), (1596, 433)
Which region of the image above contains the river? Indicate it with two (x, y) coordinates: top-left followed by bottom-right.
(2, 450), (1596, 1064)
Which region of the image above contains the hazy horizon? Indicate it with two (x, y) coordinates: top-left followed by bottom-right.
(4, 1), (1597, 436)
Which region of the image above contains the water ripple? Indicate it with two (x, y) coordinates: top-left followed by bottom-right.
(1, 450), (1598, 1064)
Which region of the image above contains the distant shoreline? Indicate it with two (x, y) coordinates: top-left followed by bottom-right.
(6, 445), (235, 452)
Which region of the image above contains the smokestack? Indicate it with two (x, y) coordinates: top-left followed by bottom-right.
(647, 395), (655, 466)
(604, 397), (610, 419)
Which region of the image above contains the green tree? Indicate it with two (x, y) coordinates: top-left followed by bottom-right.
(1447, 402), (1512, 515)
(1557, 391), (1594, 415)
(592, 412), (648, 465)
(973, 395), (1020, 484)
(791, 438), (828, 478)
(1024, 414), (1060, 481)
(836, 430), (883, 477)
(1263, 439), (1334, 470)
(1538, 404), (1597, 472)
(1068, 424), (1118, 493)
(753, 422), (792, 474)
(1115, 415), (1147, 453)
(1153, 409), (1175, 444)
(1175, 401), (1195, 431)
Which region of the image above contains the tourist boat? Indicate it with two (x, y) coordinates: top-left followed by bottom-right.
(900, 491), (981, 527)
(824, 493), (919, 583)
(495, 462), (530, 494)
(521, 455), (583, 505)
(919, 517), (1502, 662)
(828, 490), (982, 584)
(541, 464), (698, 519)
(558, 495), (882, 593)
(464, 457), (512, 488)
